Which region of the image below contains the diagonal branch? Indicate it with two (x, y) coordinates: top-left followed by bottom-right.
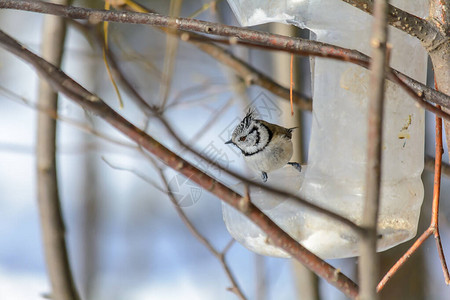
(429, 0), (449, 35)
(0, 0), (448, 109)
(340, 0), (443, 49)
(0, 29), (360, 299)
(144, 152), (247, 299)
(71, 18), (312, 113)
(377, 104), (450, 291)
(119, 1), (312, 110)
(71, 20), (363, 234)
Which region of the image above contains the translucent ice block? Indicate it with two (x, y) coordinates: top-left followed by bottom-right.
(223, 0), (427, 258)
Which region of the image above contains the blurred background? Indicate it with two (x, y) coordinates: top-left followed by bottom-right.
(0, 0), (449, 299)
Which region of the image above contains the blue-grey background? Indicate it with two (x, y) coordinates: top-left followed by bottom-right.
(0, 1), (449, 299)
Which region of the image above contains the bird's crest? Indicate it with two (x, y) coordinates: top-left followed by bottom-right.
(242, 108), (256, 128)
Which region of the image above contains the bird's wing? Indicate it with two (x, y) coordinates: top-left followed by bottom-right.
(259, 120), (293, 139)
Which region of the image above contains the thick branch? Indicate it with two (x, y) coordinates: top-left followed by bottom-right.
(73, 19), (312, 112)
(428, 0), (450, 36)
(0, 0), (449, 109)
(427, 0), (450, 165)
(340, 0), (444, 49)
(147, 154), (246, 299)
(0, 30), (359, 299)
(124, 2), (312, 110)
(186, 38), (313, 110)
(75, 21), (363, 234)
(35, 1), (80, 300)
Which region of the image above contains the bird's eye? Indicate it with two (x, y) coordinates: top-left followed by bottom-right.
(239, 136), (246, 142)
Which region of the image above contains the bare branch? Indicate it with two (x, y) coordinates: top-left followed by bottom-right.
(358, 1), (389, 299)
(0, 0), (448, 109)
(0, 29), (359, 299)
(429, 0), (450, 35)
(142, 152), (247, 299)
(340, 0), (442, 48)
(377, 226), (434, 291)
(378, 106), (450, 291)
(186, 37), (313, 110)
(425, 155), (450, 177)
(72, 19), (364, 233)
(0, 85), (136, 149)
(158, 0), (182, 109)
(427, 0), (450, 169)
(35, 1), (80, 299)
(431, 109), (450, 284)
(122, 2), (312, 110)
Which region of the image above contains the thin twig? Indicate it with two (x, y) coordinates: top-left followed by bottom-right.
(119, 1), (312, 110)
(388, 70), (450, 121)
(70, 18), (364, 234)
(69, 18), (364, 234)
(289, 53), (294, 115)
(377, 105), (450, 291)
(376, 227), (434, 292)
(180, 32), (450, 121)
(0, 29), (360, 299)
(156, 116), (363, 234)
(143, 152), (247, 299)
(35, 1), (80, 299)
(358, 1), (388, 299)
(0, 85), (136, 149)
(428, 1), (450, 192)
(220, 250), (245, 299)
(432, 109), (450, 284)
(101, 157), (167, 193)
(425, 155), (450, 177)
(0, 0), (448, 110)
(340, 0), (443, 48)
(158, 0), (182, 109)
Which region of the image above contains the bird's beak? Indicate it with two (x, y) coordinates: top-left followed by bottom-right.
(225, 139), (233, 145)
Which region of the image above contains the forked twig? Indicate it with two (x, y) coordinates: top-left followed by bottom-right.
(143, 152), (247, 300)
(67, 18), (364, 235)
(0, 0), (448, 110)
(0, 29), (360, 298)
(377, 104), (450, 292)
(102, 149), (246, 298)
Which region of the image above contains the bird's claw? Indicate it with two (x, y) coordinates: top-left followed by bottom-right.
(261, 172), (268, 182)
(288, 162), (302, 173)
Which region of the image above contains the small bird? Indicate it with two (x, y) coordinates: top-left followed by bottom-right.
(225, 109), (301, 182)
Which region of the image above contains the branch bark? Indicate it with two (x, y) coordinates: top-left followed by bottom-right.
(358, 0), (389, 298)
(123, 2), (312, 110)
(75, 21), (363, 235)
(0, 29), (359, 299)
(340, 1), (449, 163)
(0, 0), (448, 110)
(340, 0), (442, 47)
(429, 0), (449, 35)
(35, 1), (80, 300)
(427, 1), (450, 164)
(145, 153), (246, 299)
